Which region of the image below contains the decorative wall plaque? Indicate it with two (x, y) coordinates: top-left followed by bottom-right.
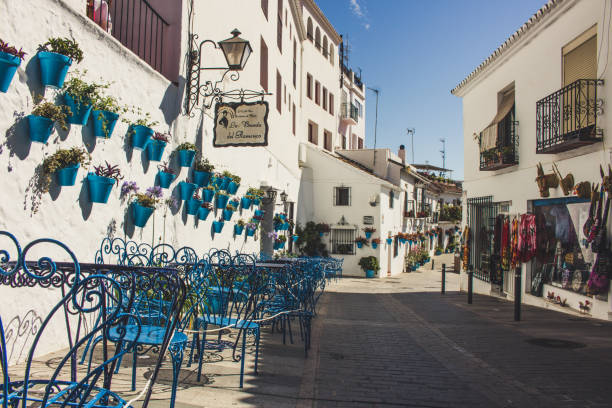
(213, 101), (269, 147)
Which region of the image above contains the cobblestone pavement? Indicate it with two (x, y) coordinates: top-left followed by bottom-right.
(137, 260), (612, 407)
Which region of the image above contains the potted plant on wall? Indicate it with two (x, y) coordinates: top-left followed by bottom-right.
(175, 142), (198, 167)
(223, 171), (241, 194)
(247, 187), (264, 206)
(363, 227), (376, 240)
(242, 190), (256, 210)
(223, 202), (237, 221)
(146, 131), (170, 161)
(130, 186), (163, 228)
(126, 109), (158, 150)
(359, 256), (380, 278)
(355, 236), (369, 249)
(215, 191), (230, 210)
(178, 179), (198, 201)
(0, 39), (26, 93)
(38, 37), (83, 88)
(156, 162), (176, 189)
(201, 184), (216, 203)
(316, 223), (330, 237)
(371, 238), (381, 249)
(193, 158), (214, 187)
(212, 216), (225, 234)
(87, 161), (123, 203)
(275, 234), (287, 250)
(186, 191), (202, 216)
(198, 201), (213, 221)
(28, 99), (70, 143)
(42, 146), (90, 188)
(245, 221), (258, 237)
(62, 72), (106, 125)
(91, 94), (122, 138)
(234, 219), (246, 235)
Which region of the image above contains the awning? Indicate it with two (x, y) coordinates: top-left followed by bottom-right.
(480, 91), (515, 152)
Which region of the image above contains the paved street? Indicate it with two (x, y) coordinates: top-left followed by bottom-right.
(137, 259), (612, 408)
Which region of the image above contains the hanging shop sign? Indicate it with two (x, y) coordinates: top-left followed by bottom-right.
(213, 101), (269, 147)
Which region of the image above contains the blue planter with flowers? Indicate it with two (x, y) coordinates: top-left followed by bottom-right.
(372, 242), (378, 249)
(202, 189), (215, 203)
(292, 235), (299, 243)
(146, 140), (167, 161)
(215, 194), (229, 209)
(56, 164), (80, 186)
(157, 171), (176, 189)
(131, 125), (153, 150)
(0, 51), (21, 93)
(64, 93), (92, 125)
(132, 202), (154, 228)
(186, 198), (202, 215)
(91, 110), (119, 138)
(227, 181), (239, 194)
(241, 197), (252, 210)
(28, 115), (54, 143)
(87, 173), (115, 204)
(223, 209), (234, 221)
(246, 227), (256, 237)
(234, 224), (244, 235)
(386, 238), (393, 245)
(178, 149), (196, 167)
(179, 181), (197, 201)
(193, 171), (212, 187)
(365, 231), (372, 239)
(198, 206), (211, 220)
(366, 270), (375, 278)
(254, 209), (264, 217)
(212, 220), (224, 233)
(38, 51), (72, 88)
(252, 197), (261, 206)
(356, 242), (363, 249)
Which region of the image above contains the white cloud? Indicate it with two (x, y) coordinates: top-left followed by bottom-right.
(364, 23), (370, 30)
(350, 0), (365, 18)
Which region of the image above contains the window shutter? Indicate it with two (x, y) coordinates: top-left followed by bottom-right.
(563, 35), (596, 86)
(276, 70), (281, 113)
(333, 187), (337, 206)
(348, 187), (351, 206)
(260, 38), (268, 92)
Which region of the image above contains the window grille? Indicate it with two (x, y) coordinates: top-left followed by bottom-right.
(334, 187), (351, 206)
(466, 196), (505, 283)
(389, 190), (394, 209)
(331, 228), (355, 255)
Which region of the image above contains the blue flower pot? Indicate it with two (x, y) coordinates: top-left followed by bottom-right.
(357, 242), (363, 249)
(38, 52), (71, 88)
(366, 270), (375, 278)
(193, 170), (212, 187)
(412, 266), (417, 271)
(254, 209), (264, 217)
(198, 206), (211, 220)
(400, 238), (406, 244)
(365, 231), (372, 239)
(132, 202), (154, 228)
(234, 224), (245, 235)
(146, 139), (166, 161)
(386, 238), (393, 245)
(179, 181), (198, 201)
(212, 220), (224, 233)
(227, 181), (239, 194)
(217, 177), (230, 191)
(246, 228), (256, 237)
(56, 163), (79, 186)
(241, 197), (252, 210)
(87, 173), (115, 203)
(64, 93), (92, 125)
(178, 149), (196, 167)
(274, 223), (281, 231)
(186, 198), (202, 215)
(202, 189), (215, 203)
(131, 125), (153, 150)
(91, 110), (119, 138)
(27, 115), (54, 143)
(215, 194), (229, 209)
(223, 209), (234, 221)
(319, 232), (324, 237)
(252, 198), (261, 206)
(435, 251), (442, 256)
(273, 242), (279, 250)
(372, 242), (378, 249)
(157, 171), (176, 189)
(0, 52), (21, 93)
(278, 241), (286, 249)
(292, 235), (299, 242)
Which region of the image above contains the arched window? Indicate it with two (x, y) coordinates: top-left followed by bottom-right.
(315, 27), (321, 50)
(322, 36), (328, 56)
(329, 44), (334, 64)
(307, 18), (313, 41)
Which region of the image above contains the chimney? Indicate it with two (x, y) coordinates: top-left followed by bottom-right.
(398, 145), (406, 164)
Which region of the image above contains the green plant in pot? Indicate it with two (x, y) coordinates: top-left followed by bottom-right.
(41, 146), (90, 190)
(62, 71), (107, 125)
(193, 158), (215, 187)
(123, 107), (158, 150)
(28, 98), (71, 143)
(87, 161), (123, 203)
(358, 256), (380, 278)
(91, 94), (122, 138)
(175, 142), (198, 167)
(38, 37), (83, 88)
(131, 186), (163, 228)
(222, 170), (241, 194)
(146, 132), (170, 161)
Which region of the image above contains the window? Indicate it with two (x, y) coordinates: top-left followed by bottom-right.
(389, 190), (394, 209)
(315, 27), (321, 50)
(306, 74), (312, 99)
(329, 93), (334, 115)
(563, 26), (596, 87)
(277, 0), (283, 53)
(315, 81), (320, 105)
(323, 36), (328, 57)
(284, 84), (286, 104)
(480, 87), (516, 169)
(329, 44), (334, 64)
(260, 37), (268, 92)
(354, 100), (363, 117)
(293, 40), (297, 87)
(308, 122), (318, 144)
(306, 18), (313, 41)
(261, 0), (268, 19)
(334, 187), (350, 206)
(331, 228), (355, 255)
(276, 70), (281, 113)
(322, 87), (328, 110)
(358, 138), (363, 149)
(324, 130), (332, 151)
(292, 103), (296, 135)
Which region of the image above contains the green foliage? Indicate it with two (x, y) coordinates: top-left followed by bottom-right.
(246, 187), (264, 197)
(32, 100), (70, 130)
(40, 146), (89, 193)
(358, 256), (380, 272)
(133, 193), (159, 208)
(63, 71), (108, 105)
(92, 94), (122, 113)
(439, 204), (462, 222)
(222, 170), (241, 184)
(176, 142), (197, 152)
(194, 158), (214, 172)
(295, 222), (328, 257)
(93, 161), (123, 182)
(236, 218), (246, 226)
(122, 106), (158, 128)
(39, 37), (84, 63)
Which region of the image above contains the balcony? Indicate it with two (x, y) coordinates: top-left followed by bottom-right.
(536, 79), (604, 154)
(479, 119), (519, 171)
(341, 102), (359, 125)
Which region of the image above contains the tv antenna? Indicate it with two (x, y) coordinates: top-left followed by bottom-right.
(367, 87), (380, 165)
(406, 128), (415, 164)
(439, 138), (446, 176)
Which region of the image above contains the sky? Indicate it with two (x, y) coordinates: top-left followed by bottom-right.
(316, 0), (546, 180)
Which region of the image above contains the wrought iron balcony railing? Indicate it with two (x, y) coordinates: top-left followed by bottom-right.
(479, 119), (519, 171)
(536, 79), (604, 154)
(341, 102), (359, 123)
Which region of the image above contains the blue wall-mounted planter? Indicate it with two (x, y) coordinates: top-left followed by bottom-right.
(246, 228), (256, 237)
(215, 194), (229, 209)
(202, 189), (215, 203)
(222, 209), (234, 221)
(365, 231), (372, 239)
(157, 171), (176, 189)
(132, 202), (154, 227)
(227, 181), (239, 194)
(216, 177), (230, 191)
(186, 198), (202, 215)
(179, 181), (198, 201)
(292, 235), (299, 242)
(193, 170), (212, 187)
(27, 115), (54, 143)
(241, 197), (252, 210)
(386, 238), (393, 245)
(234, 224), (244, 235)
(178, 149), (196, 167)
(366, 270), (375, 278)
(64, 93), (92, 125)
(252, 198), (261, 206)
(254, 209), (264, 217)
(0, 51), (21, 93)
(146, 139), (167, 161)
(56, 163), (80, 186)
(198, 206), (211, 220)
(372, 242), (378, 249)
(38, 51), (72, 88)
(91, 110), (119, 138)
(130, 125), (153, 150)
(357, 242), (363, 249)
(87, 173), (115, 203)
(212, 220), (224, 233)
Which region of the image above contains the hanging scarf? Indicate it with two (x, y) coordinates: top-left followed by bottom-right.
(501, 217), (510, 270)
(510, 217), (519, 269)
(462, 226), (470, 270)
(518, 214), (536, 262)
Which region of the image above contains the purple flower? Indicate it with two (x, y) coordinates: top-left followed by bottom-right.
(120, 181), (139, 198)
(246, 222), (257, 230)
(146, 186), (163, 199)
(267, 231), (278, 240)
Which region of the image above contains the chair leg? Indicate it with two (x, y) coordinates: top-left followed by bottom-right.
(196, 324), (207, 383)
(287, 315), (294, 344)
(132, 346), (137, 391)
(239, 329), (247, 388)
(187, 332), (198, 368)
(254, 327), (261, 375)
(169, 344), (184, 408)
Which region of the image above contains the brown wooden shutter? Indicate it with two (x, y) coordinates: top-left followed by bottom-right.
(563, 34), (597, 86)
(330, 93), (334, 115)
(260, 37), (268, 92)
(261, 0), (268, 19)
(276, 70), (281, 113)
(293, 40), (297, 87)
(292, 103), (296, 135)
(277, 0), (283, 53)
